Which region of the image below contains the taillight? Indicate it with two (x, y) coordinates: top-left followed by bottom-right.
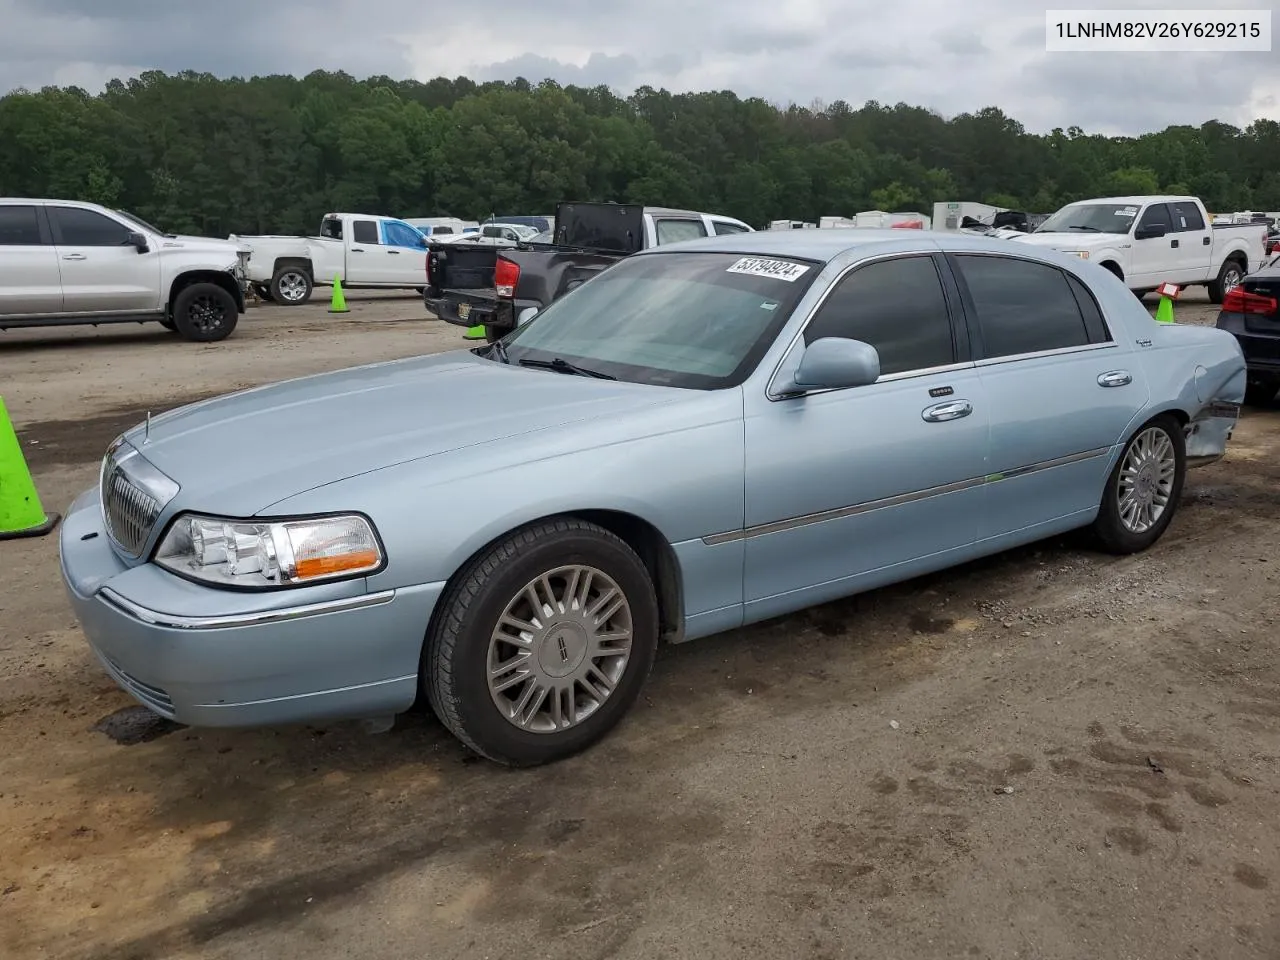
(1222, 287), (1278, 315)
(494, 257), (519, 298)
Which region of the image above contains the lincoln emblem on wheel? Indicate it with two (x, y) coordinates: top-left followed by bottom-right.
(59, 229), (1246, 766)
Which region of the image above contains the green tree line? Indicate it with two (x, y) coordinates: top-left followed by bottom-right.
(1, 69), (1277, 237)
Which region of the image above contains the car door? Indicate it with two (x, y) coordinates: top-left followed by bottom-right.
(47, 205), (160, 314)
(947, 252), (1149, 539)
(0, 203), (63, 316)
(344, 218), (383, 283)
(1169, 199), (1212, 282)
(1129, 202), (1176, 288)
(380, 219), (428, 284)
(741, 252), (990, 613)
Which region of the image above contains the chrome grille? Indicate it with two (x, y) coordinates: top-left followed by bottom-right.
(103, 469), (161, 555)
(99, 440), (179, 558)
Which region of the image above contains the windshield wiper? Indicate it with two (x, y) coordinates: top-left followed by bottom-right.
(1066, 225), (1101, 232)
(518, 357), (616, 380)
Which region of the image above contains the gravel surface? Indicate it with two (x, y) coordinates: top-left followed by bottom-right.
(2, 288), (1278, 960)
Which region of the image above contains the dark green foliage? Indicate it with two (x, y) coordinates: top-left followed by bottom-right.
(2, 70), (1276, 235)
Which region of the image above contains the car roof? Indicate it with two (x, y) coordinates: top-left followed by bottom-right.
(645, 206), (747, 224)
(631, 227), (1084, 265)
(1063, 196), (1198, 206)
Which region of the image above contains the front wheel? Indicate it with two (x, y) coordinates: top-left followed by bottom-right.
(172, 283), (239, 342)
(1208, 259), (1245, 304)
(424, 519), (659, 766)
(1092, 414), (1186, 555)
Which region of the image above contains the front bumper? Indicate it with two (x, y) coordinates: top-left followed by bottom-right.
(58, 490), (443, 727)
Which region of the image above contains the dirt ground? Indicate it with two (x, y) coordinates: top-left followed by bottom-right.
(1, 289), (1277, 960)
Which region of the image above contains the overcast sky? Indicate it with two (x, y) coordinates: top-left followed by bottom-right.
(1, 0), (1275, 135)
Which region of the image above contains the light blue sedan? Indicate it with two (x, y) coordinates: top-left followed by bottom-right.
(60, 230), (1247, 766)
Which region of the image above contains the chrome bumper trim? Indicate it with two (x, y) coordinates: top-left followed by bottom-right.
(98, 587), (396, 630)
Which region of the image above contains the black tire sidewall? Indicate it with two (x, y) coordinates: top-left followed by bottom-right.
(1209, 260), (1244, 304)
(271, 268), (312, 305)
(431, 525), (659, 766)
(1094, 414), (1186, 554)
(173, 283), (238, 342)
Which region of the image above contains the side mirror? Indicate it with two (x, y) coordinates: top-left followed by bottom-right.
(786, 337), (881, 392)
(127, 231), (150, 253)
(1134, 223), (1167, 240)
(517, 306), (538, 326)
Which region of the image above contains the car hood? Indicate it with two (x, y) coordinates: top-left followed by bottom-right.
(1014, 232), (1126, 249)
(160, 234), (251, 256)
(118, 350), (683, 516)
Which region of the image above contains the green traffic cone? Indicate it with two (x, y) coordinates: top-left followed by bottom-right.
(463, 324), (487, 340)
(329, 276), (349, 314)
(1155, 295), (1174, 324)
(0, 396), (59, 540)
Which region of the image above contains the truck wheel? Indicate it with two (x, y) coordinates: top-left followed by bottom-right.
(270, 267), (313, 305)
(1208, 258), (1245, 304)
(423, 518), (659, 766)
(172, 283), (239, 342)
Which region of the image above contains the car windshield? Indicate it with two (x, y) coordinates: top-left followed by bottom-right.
(115, 209), (173, 237)
(500, 251), (821, 389)
(1036, 203), (1137, 234)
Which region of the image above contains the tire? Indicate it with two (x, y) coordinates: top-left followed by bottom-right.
(270, 266), (313, 305)
(1244, 376), (1280, 407)
(424, 518), (660, 766)
(1092, 414), (1186, 555)
(172, 283), (239, 342)
(1208, 258), (1245, 304)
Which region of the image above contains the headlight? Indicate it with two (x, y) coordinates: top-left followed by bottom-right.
(154, 513), (383, 588)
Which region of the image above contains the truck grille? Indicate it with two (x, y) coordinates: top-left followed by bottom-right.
(99, 441), (179, 558)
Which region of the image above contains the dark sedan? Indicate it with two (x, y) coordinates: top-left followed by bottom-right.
(1216, 260), (1280, 405)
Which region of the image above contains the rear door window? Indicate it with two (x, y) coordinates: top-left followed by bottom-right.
(712, 220), (751, 235)
(654, 218), (708, 246)
(0, 205), (44, 245)
(352, 220), (380, 245)
(1169, 201), (1206, 232)
(954, 254), (1092, 359)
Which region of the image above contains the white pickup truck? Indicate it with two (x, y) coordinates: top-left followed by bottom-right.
(230, 213), (431, 305)
(0, 198), (249, 341)
(1015, 195), (1268, 302)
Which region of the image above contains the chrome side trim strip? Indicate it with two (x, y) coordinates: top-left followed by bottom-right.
(701, 446), (1112, 545)
(98, 588), (397, 630)
(973, 341), (1117, 368)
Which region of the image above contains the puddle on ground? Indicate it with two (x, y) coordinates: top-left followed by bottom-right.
(91, 706), (183, 745)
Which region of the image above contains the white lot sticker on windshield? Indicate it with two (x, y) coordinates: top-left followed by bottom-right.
(1117, 207), (1138, 216)
(726, 257), (811, 282)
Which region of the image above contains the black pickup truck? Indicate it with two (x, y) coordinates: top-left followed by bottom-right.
(424, 201), (644, 342)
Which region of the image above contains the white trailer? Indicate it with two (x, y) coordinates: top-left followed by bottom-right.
(932, 201), (1009, 232)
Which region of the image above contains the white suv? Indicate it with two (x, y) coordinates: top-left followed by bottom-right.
(0, 199), (250, 342)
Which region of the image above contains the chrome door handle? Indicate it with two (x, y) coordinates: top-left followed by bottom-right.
(922, 399), (973, 422)
(1098, 370), (1132, 387)
(62, 253), (87, 260)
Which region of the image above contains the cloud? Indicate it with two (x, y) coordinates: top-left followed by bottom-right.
(1, 0), (1276, 135)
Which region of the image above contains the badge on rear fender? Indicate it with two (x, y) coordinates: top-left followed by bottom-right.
(726, 257), (811, 282)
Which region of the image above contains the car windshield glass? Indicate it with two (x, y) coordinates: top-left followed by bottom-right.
(1036, 203), (1137, 234)
(502, 251), (821, 389)
(115, 209), (172, 237)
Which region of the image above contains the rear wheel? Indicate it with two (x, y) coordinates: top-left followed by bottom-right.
(1244, 375), (1280, 407)
(270, 266), (312, 305)
(1092, 415), (1186, 555)
(1208, 258), (1245, 304)
(172, 283), (239, 342)
(424, 518), (659, 766)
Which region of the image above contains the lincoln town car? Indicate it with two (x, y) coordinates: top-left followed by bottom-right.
(60, 230), (1247, 766)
